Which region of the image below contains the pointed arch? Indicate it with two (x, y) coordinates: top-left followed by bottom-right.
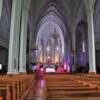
(36, 6), (66, 58)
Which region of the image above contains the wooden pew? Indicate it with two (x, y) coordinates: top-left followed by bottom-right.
(0, 74), (35, 100)
(0, 97), (3, 100)
(0, 85), (10, 100)
(45, 73), (100, 100)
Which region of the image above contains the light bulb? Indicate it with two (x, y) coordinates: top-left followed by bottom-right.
(39, 47), (42, 50)
(47, 46), (51, 51)
(56, 46), (59, 50)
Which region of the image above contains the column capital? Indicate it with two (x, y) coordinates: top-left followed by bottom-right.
(84, 0), (95, 13)
(22, 0), (30, 11)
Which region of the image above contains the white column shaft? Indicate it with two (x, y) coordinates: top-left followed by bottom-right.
(8, 0), (22, 74)
(19, 0), (30, 72)
(15, 0), (22, 71)
(87, 12), (96, 72)
(8, 0), (18, 74)
(71, 31), (76, 71)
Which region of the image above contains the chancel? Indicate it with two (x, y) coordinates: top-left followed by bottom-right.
(1, 0), (100, 100)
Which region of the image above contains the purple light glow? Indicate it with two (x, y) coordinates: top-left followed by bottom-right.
(63, 52), (71, 72)
(40, 80), (45, 88)
(77, 52), (86, 66)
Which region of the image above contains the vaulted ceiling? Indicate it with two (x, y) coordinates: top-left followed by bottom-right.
(0, 0), (100, 50)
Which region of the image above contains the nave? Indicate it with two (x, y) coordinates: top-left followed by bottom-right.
(1, 73), (100, 100)
(1, 0), (100, 100)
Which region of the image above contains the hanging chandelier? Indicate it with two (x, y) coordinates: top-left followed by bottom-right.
(51, 27), (59, 41)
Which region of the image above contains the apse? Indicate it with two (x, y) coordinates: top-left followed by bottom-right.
(36, 6), (66, 64)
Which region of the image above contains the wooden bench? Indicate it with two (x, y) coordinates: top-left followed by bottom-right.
(45, 73), (100, 100)
(0, 74), (35, 100)
(0, 97), (3, 100)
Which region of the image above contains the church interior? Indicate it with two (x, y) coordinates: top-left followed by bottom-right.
(1, 0), (100, 100)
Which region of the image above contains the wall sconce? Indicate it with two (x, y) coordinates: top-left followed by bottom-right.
(38, 47), (42, 51)
(56, 46), (59, 51)
(46, 46), (51, 51)
(82, 40), (85, 53)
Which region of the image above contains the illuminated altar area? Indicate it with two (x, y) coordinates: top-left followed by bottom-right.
(29, 6), (87, 73)
(36, 19), (65, 64)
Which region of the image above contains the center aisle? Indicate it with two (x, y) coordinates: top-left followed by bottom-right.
(22, 78), (47, 100)
(22, 73), (100, 100)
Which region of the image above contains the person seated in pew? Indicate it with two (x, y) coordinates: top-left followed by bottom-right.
(35, 63), (44, 80)
(56, 65), (64, 73)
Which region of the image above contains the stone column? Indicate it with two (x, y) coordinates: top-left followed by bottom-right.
(84, 0), (96, 73)
(71, 30), (76, 71)
(87, 12), (96, 73)
(15, 0), (22, 72)
(8, 0), (22, 74)
(19, 0), (30, 72)
(29, 30), (34, 66)
(0, 0), (3, 19)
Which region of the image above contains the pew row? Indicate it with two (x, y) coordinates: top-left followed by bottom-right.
(44, 73), (100, 100)
(0, 74), (35, 100)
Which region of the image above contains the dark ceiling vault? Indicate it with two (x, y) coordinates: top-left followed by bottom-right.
(0, 0), (100, 49)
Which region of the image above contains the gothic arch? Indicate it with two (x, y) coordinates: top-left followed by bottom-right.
(35, 3), (70, 62)
(34, 1), (71, 47)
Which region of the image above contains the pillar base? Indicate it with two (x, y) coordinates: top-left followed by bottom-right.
(18, 72), (26, 74)
(7, 71), (19, 75)
(89, 72), (97, 74)
(19, 69), (26, 73)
